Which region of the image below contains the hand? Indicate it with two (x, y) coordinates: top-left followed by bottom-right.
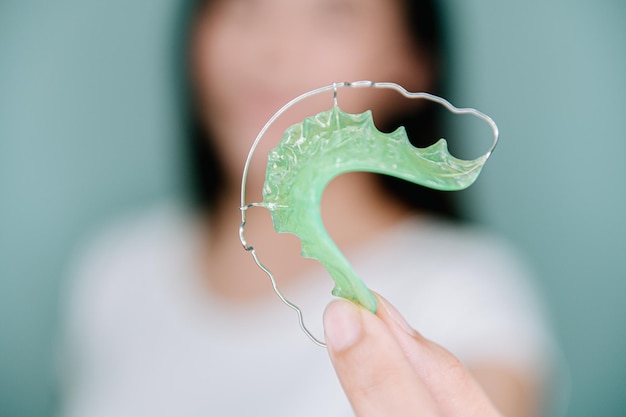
(323, 294), (503, 417)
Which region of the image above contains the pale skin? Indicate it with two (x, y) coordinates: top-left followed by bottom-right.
(191, 0), (542, 415)
(325, 293), (504, 417)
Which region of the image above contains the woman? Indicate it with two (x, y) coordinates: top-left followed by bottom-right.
(61, 0), (554, 416)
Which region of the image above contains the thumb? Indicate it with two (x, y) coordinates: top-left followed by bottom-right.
(323, 299), (441, 417)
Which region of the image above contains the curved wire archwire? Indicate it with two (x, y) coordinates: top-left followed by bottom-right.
(239, 81), (499, 347)
(239, 204), (327, 348)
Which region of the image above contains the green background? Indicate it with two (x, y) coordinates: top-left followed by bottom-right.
(1, 0), (625, 416)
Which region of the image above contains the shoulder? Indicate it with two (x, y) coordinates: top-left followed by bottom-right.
(58, 203), (203, 414)
(60, 202), (200, 342)
(68, 202), (198, 290)
(74, 203), (197, 270)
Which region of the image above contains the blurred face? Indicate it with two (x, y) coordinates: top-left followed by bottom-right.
(191, 0), (431, 183)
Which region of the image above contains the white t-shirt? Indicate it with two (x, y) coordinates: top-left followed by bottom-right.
(59, 204), (554, 417)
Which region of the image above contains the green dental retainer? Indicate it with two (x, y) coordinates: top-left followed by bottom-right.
(239, 81), (498, 346)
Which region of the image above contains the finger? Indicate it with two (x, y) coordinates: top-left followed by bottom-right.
(375, 294), (503, 417)
(323, 299), (441, 417)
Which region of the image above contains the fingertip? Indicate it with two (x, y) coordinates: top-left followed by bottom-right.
(323, 299), (363, 353)
(324, 299), (441, 416)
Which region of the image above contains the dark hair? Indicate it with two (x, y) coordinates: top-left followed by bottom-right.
(176, 0), (463, 220)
